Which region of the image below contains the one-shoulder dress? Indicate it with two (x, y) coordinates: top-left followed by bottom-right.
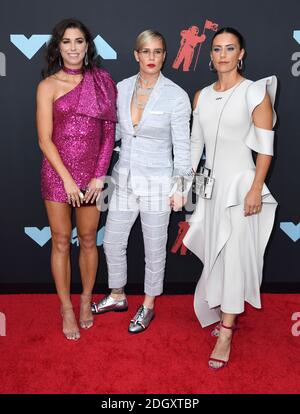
(183, 77), (278, 327)
(41, 67), (117, 202)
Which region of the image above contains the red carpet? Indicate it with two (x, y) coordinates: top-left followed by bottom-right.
(0, 293), (299, 394)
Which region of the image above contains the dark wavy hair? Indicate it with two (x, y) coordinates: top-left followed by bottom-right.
(42, 18), (101, 78)
(211, 27), (245, 50)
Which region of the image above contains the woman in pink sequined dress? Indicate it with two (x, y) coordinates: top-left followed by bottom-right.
(36, 19), (117, 340)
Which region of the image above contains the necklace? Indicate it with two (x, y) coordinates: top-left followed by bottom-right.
(139, 74), (150, 85)
(62, 66), (83, 75)
(133, 73), (154, 109)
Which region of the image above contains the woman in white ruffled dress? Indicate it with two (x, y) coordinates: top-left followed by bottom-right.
(183, 27), (278, 369)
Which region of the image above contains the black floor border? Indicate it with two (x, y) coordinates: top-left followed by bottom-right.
(1, 282), (300, 294)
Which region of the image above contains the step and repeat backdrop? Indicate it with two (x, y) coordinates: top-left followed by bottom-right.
(0, 0), (299, 292)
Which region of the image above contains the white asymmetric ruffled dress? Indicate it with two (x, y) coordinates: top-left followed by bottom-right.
(183, 76), (278, 327)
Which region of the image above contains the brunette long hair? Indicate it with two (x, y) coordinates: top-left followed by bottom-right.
(42, 18), (101, 78)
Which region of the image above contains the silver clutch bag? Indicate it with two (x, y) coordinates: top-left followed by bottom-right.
(193, 166), (215, 199)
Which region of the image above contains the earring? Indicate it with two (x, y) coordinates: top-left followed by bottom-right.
(59, 55), (62, 67)
(84, 52), (88, 66)
(237, 59), (243, 71)
(209, 60), (215, 72)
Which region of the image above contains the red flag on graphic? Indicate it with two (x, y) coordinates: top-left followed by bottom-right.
(204, 20), (219, 31)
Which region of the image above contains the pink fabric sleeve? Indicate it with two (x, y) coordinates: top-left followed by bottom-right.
(93, 120), (116, 178)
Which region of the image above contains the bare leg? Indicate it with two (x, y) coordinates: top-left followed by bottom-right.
(211, 310), (224, 337)
(75, 205), (100, 329)
(45, 201), (80, 340)
(143, 294), (155, 310)
(209, 312), (237, 369)
(111, 287), (126, 300)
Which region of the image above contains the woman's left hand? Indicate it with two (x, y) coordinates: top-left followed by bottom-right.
(84, 178), (104, 204)
(244, 188), (262, 216)
(170, 193), (187, 212)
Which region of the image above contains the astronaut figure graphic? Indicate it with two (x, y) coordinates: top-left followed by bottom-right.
(172, 26), (206, 72)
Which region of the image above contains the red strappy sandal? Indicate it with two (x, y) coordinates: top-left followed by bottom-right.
(211, 317), (239, 337)
(208, 323), (238, 370)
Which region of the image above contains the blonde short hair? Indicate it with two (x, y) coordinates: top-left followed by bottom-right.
(135, 30), (166, 51)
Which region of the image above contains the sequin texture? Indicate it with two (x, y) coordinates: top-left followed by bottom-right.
(41, 68), (117, 203)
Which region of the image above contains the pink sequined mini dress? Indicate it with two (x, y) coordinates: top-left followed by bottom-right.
(41, 67), (117, 203)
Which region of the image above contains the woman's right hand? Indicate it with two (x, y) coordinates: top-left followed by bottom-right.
(63, 177), (84, 207)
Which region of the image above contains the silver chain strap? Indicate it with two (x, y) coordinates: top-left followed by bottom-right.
(210, 79), (246, 176)
(193, 79), (246, 199)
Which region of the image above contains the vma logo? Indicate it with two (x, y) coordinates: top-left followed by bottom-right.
(280, 222), (300, 242)
(291, 31), (300, 76)
(10, 34), (117, 60)
(24, 226), (105, 247)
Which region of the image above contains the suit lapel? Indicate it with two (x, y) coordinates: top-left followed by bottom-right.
(125, 75), (138, 133)
(137, 72), (164, 130)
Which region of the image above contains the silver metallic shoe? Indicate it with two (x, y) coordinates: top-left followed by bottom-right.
(128, 305), (155, 334)
(91, 295), (128, 315)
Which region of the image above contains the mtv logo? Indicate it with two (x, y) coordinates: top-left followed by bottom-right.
(11, 34), (117, 60)
(293, 31), (300, 45)
(280, 222), (300, 242)
(25, 226), (105, 246)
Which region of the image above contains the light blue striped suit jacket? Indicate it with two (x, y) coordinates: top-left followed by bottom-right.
(112, 72), (192, 196)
